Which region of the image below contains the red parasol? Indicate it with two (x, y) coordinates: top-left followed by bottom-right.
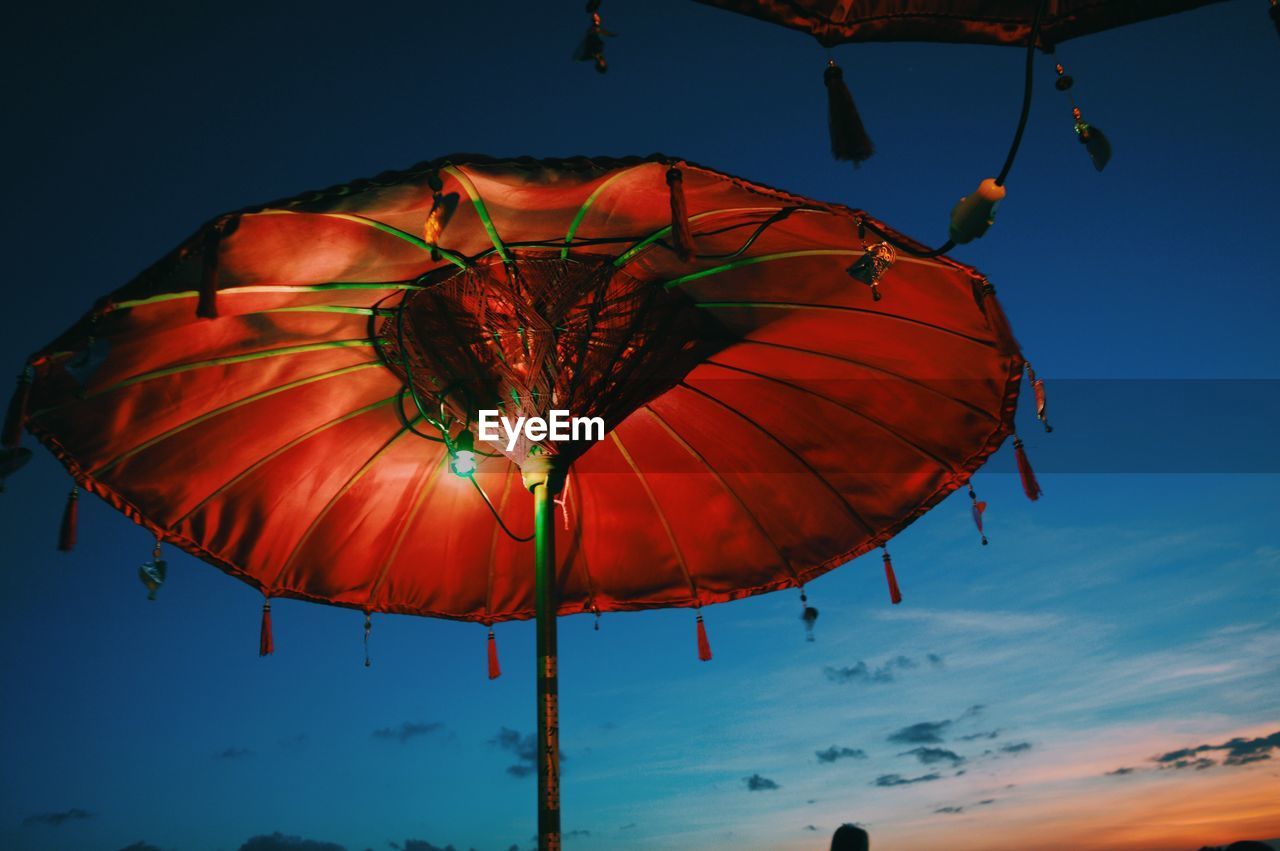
(6, 154), (1035, 850)
(693, 0), (1228, 47)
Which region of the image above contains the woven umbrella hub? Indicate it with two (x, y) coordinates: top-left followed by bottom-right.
(382, 251), (723, 463)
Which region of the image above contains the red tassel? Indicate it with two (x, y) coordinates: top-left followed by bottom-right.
(696, 613), (712, 661)
(666, 167), (695, 262)
(58, 486), (78, 552)
(259, 601), (274, 656)
(882, 548), (902, 604)
(978, 281), (1021, 359)
(197, 217), (234, 319)
(3, 368), (32, 449)
(1014, 437), (1042, 501)
(487, 628), (501, 679)
(1027, 363), (1053, 432)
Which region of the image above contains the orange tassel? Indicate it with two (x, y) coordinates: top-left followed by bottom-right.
(422, 191), (454, 261)
(487, 629), (501, 679)
(3, 367), (32, 448)
(1014, 437), (1042, 501)
(58, 486), (78, 552)
(882, 548), (902, 604)
(666, 167), (695, 262)
(259, 601), (274, 656)
(1027, 363), (1053, 432)
(978, 281), (1020, 359)
(696, 613), (712, 661)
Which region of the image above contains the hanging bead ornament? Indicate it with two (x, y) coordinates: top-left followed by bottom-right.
(138, 536), (167, 600)
(572, 1), (615, 74)
(846, 242), (896, 301)
(1054, 60), (1111, 171)
(799, 588), (819, 642)
(1026, 362), (1053, 432)
(363, 611), (373, 667)
(968, 484), (989, 546)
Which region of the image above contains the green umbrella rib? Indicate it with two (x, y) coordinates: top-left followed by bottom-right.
(442, 166), (510, 263)
(91, 361), (385, 475)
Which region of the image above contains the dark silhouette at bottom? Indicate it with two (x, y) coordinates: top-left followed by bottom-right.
(831, 823), (870, 851)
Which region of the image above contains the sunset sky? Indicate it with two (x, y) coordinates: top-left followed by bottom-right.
(1, 2), (1277, 850)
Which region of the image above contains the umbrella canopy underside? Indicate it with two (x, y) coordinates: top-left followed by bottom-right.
(694, 0), (1227, 47)
(25, 154), (1022, 623)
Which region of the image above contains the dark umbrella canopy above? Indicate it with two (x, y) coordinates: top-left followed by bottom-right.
(17, 154), (1024, 624)
(694, 0), (1228, 47)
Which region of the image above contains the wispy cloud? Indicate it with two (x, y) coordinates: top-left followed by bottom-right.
(22, 808), (92, 827)
(491, 727), (566, 779)
(1154, 730), (1280, 768)
(823, 654), (937, 685)
(744, 773), (780, 791)
(899, 746), (965, 766)
(372, 722), (443, 744)
(238, 833), (344, 851)
(873, 773), (941, 787)
(887, 721), (951, 744)
(815, 746), (866, 764)
(217, 747), (251, 759)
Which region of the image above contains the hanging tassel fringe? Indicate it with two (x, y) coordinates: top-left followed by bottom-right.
(882, 548), (902, 605)
(3, 368), (32, 448)
(58, 486), (78, 551)
(978, 281), (1021, 359)
(1013, 437), (1042, 501)
(259, 601), (274, 656)
(1027, 363), (1053, 432)
(197, 217), (235, 319)
(572, 1), (613, 73)
(487, 628), (501, 679)
(968, 484), (988, 546)
(666, 167), (695, 262)
(696, 613), (712, 661)
(823, 60), (874, 165)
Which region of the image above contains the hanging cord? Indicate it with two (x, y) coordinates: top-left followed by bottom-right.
(363, 612), (372, 667)
(995, 0), (1047, 186)
(469, 476), (534, 542)
(859, 0), (1044, 259)
(394, 301), (451, 436)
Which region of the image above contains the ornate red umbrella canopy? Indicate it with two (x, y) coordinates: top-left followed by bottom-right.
(6, 154), (1033, 849)
(693, 0), (1227, 47)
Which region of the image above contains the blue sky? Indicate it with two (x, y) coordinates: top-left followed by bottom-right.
(1, 2), (1277, 850)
